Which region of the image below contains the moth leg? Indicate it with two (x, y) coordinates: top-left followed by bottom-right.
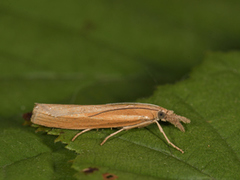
(72, 128), (92, 141)
(100, 128), (124, 145)
(154, 120), (184, 153)
(100, 121), (153, 145)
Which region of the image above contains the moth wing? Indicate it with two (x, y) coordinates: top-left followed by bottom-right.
(31, 103), (160, 129)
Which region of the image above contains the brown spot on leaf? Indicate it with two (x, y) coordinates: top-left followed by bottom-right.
(80, 20), (96, 35)
(22, 112), (32, 121)
(82, 167), (99, 174)
(102, 173), (118, 180)
(22, 112), (33, 125)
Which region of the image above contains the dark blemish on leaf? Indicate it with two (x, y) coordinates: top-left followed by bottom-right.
(102, 173), (118, 180)
(80, 20), (96, 35)
(82, 167), (99, 174)
(22, 112), (32, 121)
(22, 112), (33, 126)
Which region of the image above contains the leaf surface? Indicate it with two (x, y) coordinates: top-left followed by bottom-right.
(1, 1), (240, 179)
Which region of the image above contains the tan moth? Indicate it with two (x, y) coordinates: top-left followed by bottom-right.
(31, 103), (190, 153)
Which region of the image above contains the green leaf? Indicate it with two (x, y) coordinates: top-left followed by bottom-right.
(0, 123), (77, 180)
(29, 52), (240, 179)
(59, 52), (239, 179)
(1, 1), (240, 180)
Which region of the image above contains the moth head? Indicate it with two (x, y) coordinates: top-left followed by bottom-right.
(157, 110), (191, 132)
(157, 110), (166, 121)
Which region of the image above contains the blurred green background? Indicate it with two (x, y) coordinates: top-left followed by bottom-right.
(1, 1), (240, 179)
(1, 0), (240, 116)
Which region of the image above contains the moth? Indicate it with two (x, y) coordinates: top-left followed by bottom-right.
(31, 103), (190, 153)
